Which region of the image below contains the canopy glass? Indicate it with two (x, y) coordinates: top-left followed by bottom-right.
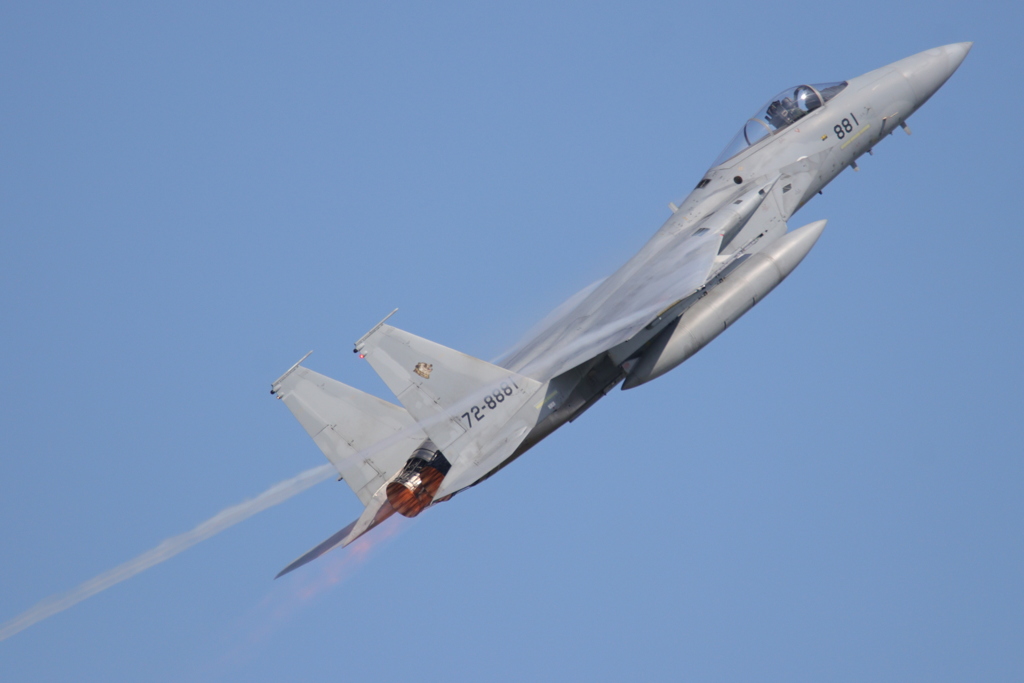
(712, 82), (848, 166)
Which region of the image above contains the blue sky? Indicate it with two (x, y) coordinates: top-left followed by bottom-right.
(2, 2), (1021, 681)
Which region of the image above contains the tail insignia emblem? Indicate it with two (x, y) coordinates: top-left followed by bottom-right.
(414, 362), (434, 379)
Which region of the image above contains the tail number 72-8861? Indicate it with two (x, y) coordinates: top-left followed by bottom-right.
(461, 380), (520, 428)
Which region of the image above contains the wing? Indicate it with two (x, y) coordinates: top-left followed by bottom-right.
(501, 179), (782, 380)
(491, 277), (605, 366)
(502, 227), (723, 379)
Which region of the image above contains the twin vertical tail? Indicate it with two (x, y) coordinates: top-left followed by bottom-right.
(273, 316), (545, 576)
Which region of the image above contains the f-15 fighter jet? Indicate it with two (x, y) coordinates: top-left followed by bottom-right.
(271, 43), (972, 576)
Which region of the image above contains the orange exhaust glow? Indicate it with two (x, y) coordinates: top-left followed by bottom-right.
(386, 465), (444, 517)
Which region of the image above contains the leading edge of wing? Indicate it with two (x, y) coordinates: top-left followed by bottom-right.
(506, 228), (723, 380)
(492, 277), (606, 367)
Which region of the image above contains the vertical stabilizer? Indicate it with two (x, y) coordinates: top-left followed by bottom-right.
(272, 363), (426, 505)
(356, 324), (545, 499)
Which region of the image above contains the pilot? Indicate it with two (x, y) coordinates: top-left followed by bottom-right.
(765, 96), (801, 129)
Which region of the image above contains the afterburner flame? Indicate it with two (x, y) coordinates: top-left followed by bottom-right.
(387, 464), (445, 517)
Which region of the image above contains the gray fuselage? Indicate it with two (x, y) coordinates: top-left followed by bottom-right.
(499, 43), (971, 466)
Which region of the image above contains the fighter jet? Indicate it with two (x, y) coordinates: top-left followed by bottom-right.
(270, 43), (972, 576)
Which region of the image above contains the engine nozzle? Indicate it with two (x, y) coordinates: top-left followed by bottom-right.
(386, 442), (451, 518)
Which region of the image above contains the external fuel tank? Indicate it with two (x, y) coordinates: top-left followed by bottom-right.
(623, 220), (827, 389)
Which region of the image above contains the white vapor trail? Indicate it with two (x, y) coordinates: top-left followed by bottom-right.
(0, 463), (335, 642)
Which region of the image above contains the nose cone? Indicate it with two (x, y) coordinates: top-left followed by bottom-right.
(892, 42), (972, 109)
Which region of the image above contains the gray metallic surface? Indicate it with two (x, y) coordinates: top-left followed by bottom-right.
(273, 44), (972, 573)
(502, 44), (971, 384)
(272, 364), (426, 504)
(489, 44), (972, 474)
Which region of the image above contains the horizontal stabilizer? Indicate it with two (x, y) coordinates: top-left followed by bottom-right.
(276, 519), (357, 578)
(275, 485), (397, 578)
(339, 482), (394, 546)
(272, 363), (426, 505)
(356, 323), (545, 499)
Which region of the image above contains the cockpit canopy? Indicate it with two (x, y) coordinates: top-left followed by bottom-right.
(713, 81), (848, 166)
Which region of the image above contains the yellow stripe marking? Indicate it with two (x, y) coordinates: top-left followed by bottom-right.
(534, 390), (559, 410)
(840, 123), (871, 150)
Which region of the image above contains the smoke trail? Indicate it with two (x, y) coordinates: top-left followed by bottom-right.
(0, 463), (335, 643)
